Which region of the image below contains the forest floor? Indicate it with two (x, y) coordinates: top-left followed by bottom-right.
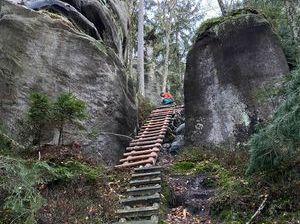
(0, 143), (131, 224)
(158, 148), (213, 224)
(158, 145), (299, 224)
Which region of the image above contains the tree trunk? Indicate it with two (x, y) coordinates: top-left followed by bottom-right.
(58, 126), (63, 146)
(162, 0), (176, 92)
(162, 28), (171, 92)
(126, 0), (135, 91)
(217, 0), (227, 16)
(137, 0), (145, 96)
(284, 0), (299, 42)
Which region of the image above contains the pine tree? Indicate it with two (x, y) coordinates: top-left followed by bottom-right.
(52, 92), (86, 145)
(248, 68), (300, 173)
(28, 92), (51, 147)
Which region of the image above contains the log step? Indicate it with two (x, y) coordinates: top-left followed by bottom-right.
(130, 177), (161, 187)
(131, 171), (161, 179)
(120, 193), (160, 206)
(126, 143), (161, 151)
(136, 132), (165, 138)
(126, 185), (161, 196)
(129, 139), (163, 147)
(119, 153), (158, 163)
(139, 126), (168, 132)
(123, 148), (160, 157)
(132, 135), (164, 142)
(134, 166), (162, 173)
(116, 204), (159, 218)
(137, 131), (166, 137)
(115, 158), (156, 168)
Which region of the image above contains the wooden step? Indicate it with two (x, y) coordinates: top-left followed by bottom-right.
(115, 158), (156, 168)
(123, 148), (160, 157)
(119, 152), (158, 163)
(120, 193), (160, 206)
(126, 143), (161, 151)
(116, 204), (159, 218)
(132, 135), (164, 142)
(129, 139), (163, 147)
(148, 114), (172, 119)
(137, 131), (166, 137)
(126, 185), (161, 196)
(140, 126), (168, 131)
(132, 171), (161, 179)
(146, 118), (170, 124)
(155, 104), (175, 109)
(130, 177), (161, 187)
(141, 123), (167, 129)
(134, 166), (162, 173)
(146, 118), (171, 123)
(136, 132), (166, 138)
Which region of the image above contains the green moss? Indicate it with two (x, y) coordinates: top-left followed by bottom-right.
(195, 8), (260, 39)
(172, 161), (196, 173)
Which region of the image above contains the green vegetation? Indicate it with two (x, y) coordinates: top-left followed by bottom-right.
(0, 156), (102, 223)
(159, 177), (172, 224)
(26, 92), (87, 146)
(52, 92), (87, 145)
(28, 93), (52, 147)
(195, 8), (259, 38)
(246, 0), (300, 68)
(248, 68), (300, 174)
(170, 147), (299, 223)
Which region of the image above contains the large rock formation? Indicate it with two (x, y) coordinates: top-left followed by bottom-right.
(24, 0), (129, 62)
(0, 1), (137, 165)
(184, 12), (289, 147)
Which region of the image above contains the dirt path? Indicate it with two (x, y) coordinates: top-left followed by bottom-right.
(158, 145), (214, 224)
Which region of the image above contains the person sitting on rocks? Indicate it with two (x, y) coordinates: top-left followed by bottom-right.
(160, 91), (175, 105)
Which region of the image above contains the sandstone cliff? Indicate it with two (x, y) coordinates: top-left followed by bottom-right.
(0, 1), (137, 165)
(184, 11), (289, 147)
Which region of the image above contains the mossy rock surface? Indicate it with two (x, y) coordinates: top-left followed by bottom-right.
(195, 8), (262, 40)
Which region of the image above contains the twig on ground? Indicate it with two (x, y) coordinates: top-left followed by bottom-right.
(246, 194), (268, 224)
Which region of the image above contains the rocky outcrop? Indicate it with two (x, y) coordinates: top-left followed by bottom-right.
(0, 1), (137, 165)
(24, 0), (129, 62)
(184, 12), (289, 147)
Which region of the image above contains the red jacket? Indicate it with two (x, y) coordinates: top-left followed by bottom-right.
(162, 92), (173, 99)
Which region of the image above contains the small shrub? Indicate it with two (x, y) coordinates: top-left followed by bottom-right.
(0, 156), (105, 224)
(52, 92), (87, 145)
(28, 92), (52, 146)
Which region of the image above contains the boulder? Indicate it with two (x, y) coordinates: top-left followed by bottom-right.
(175, 123), (185, 135)
(170, 135), (184, 153)
(0, 1), (137, 165)
(184, 12), (289, 147)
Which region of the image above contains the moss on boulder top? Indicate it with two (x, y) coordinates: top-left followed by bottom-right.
(195, 8), (266, 42)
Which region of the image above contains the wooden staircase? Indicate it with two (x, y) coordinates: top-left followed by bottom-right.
(114, 104), (183, 223)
